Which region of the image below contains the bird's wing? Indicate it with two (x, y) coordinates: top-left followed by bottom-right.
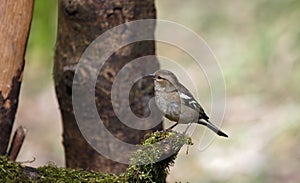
(178, 84), (209, 120)
(179, 92), (200, 110)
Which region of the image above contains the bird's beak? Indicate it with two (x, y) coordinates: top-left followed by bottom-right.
(145, 73), (155, 79)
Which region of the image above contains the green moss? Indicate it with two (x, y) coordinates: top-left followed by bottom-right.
(37, 166), (120, 183)
(123, 131), (193, 183)
(0, 156), (32, 182)
(0, 131), (192, 182)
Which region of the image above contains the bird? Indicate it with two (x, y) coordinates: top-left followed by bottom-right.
(147, 69), (228, 137)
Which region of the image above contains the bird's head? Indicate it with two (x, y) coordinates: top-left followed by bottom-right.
(147, 70), (179, 92)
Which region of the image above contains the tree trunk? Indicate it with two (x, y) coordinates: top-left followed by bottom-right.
(54, 0), (162, 174)
(0, 0), (34, 155)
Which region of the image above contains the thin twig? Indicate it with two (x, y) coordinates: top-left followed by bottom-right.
(8, 126), (27, 161)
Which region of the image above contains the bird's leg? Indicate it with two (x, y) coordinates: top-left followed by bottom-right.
(183, 122), (192, 134)
(166, 123), (178, 131)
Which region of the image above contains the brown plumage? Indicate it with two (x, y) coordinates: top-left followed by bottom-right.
(149, 70), (228, 138)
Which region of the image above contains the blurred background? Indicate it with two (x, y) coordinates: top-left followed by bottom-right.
(14, 0), (300, 182)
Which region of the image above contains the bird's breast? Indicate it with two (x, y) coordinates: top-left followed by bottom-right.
(154, 92), (180, 121)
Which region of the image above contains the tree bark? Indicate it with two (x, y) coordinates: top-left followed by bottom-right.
(54, 0), (162, 174)
(0, 0), (34, 155)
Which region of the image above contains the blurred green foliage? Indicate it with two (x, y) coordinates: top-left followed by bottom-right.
(157, 0), (300, 101)
(24, 0), (57, 93)
(157, 1), (300, 182)
(26, 0), (57, 64)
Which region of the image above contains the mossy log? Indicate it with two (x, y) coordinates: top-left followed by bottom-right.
(0, 131), (192, 182)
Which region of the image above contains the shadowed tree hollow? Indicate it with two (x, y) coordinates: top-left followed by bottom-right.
(54, 0), (163, 173)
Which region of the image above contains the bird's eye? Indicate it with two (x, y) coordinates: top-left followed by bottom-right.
(157, 76), (163, 80)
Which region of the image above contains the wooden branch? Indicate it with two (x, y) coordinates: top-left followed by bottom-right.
(8, 126), (27, 161)
(0, 0), (34, 155)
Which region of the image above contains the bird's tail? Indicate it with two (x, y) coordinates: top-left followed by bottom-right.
(198, 120), (228, 138)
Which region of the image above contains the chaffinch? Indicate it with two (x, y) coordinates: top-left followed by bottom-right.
(148, 69), (228, 137)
